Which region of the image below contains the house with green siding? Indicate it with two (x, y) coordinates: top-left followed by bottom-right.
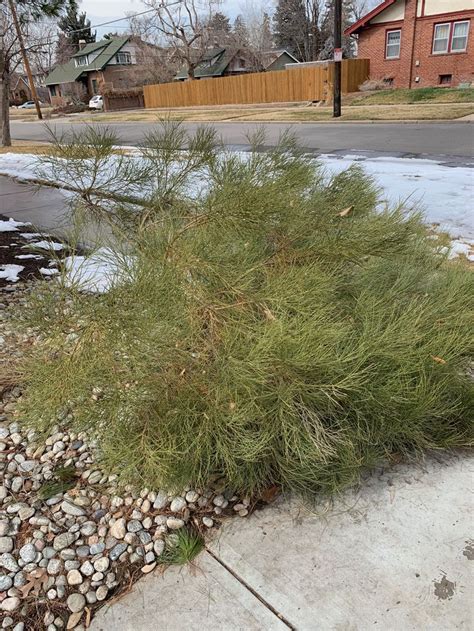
(45, 37), (150, 105)
(174, 48), (299, 81)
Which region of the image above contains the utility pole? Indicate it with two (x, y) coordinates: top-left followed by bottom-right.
(333, 0), (342, 118)
(8, 0), (43, 120)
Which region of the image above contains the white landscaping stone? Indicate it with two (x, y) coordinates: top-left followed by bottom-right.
(1, 597), (20, 612)
(109, 518), (126, 540)
(166, 518), (185, 530)
(61, 501), (86, 517)
(67, 570), (83, 586)
(66, 593), (86, 613)
(0, 537), (14, 553)
(170, 497), (187, 513)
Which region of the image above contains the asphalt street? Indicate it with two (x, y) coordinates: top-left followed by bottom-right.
(10, 120), (474, 162)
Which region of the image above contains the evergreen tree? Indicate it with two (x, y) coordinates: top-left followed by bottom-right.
(260, 12), (273, 51)
(233, 15), (249, 48)
(56, 0), (96, 63)
(206, 11), (232, 47)
(273, 0), (310, 61)
(319, 0), (355, 59)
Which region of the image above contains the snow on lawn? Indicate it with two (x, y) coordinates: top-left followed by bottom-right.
(0, 218), (31, 232)
(318, 154), (474, 240)
(0, 264), (24, 282)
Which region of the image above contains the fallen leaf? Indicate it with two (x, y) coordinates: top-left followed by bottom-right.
(431, 355), (447, 364)
(260, 485), (281, 504)
(85, 607), (92, 628)
(338, 206), (353, 217)
(18, 568), (48, 598)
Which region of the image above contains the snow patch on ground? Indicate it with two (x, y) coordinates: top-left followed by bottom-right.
(40, 267), (60, 276)
(63, 249), (124, 293)
(0, 264), (24, 282)
(24, 240), (65, 251)
(20, 232), (43, 239)
(0, 218), (30, 232)
(15, 254), (43, 260)
(448, 239), (474, 261)
(0, 150), (472, 239)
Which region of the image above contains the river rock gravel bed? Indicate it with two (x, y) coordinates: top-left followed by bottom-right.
(0, 281), (252, 630)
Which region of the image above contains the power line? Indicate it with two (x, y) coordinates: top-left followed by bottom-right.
(11, 7), (157, 49)
(65, 8), (156, 35)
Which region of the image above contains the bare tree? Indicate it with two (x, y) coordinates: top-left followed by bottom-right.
(144, 0), (220, 79)
(0, 0), (67, 146)
(24, 19), (57, 76)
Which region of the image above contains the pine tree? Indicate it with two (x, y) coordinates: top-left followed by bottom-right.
(260, 12), (273, 51)
(319, 0), (355, 60)
(233, 15), (250, 48)
(56, 0), (96, 64)
(273, 0), (310, 61)
(206, 11), (232, 47)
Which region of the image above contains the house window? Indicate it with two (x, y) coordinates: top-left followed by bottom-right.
(75, 55), (89, 66)
(50, 85), (57, 97)
(451, 21), (469, 52)
(116, 51), (131, 64)
(439, 74), (452, 85)
(385, 30), (401, 59)
(433, 21), (470, 54)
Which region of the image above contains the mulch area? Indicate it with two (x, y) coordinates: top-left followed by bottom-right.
(0, 214), (71, 288)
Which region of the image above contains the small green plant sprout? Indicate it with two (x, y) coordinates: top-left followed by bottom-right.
(160, 528), (205, 566)
(38, 466), (77, 500)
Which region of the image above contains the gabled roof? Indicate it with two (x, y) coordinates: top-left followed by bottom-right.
(45, 37), (130, 86)
(10, 73), (29, 91)
(345, 0), (398, 36)
(175, 48), (298, 80)
(175, 48), (232, 80)
(260, 49), (300, 68)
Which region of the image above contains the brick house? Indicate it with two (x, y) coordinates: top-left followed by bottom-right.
(345, 0), (474, 88)
(45, 37), (153, 106)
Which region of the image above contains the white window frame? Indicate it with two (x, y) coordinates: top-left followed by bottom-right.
(385, 29), (401, 59)
(116, 51), (132, 65)
(75, 55), (89, 67)
(433, 20), (470, 54)
(451, 20), (470, 52)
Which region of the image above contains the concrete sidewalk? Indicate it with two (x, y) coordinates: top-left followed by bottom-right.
(91, 453), (473, 631)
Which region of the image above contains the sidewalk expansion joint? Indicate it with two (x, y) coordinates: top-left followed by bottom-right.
(205, 547), (296, 630)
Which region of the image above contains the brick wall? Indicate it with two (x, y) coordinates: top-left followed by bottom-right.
(357, 3), (474, 88)
(411, 11), (474, 87)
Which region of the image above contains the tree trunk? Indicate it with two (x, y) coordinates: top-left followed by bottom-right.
(0, 49), (11, 147)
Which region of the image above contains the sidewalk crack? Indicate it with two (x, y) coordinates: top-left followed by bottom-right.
(205, 547), (296, 630)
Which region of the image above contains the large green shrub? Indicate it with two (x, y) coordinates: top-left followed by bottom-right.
(20, 124), (473, 495)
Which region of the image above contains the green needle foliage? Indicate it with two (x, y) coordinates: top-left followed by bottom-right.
(159, 529), (205, 566)
(20, 123), (473, 497)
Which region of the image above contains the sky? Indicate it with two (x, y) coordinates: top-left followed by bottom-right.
(80, 0), (261, 38)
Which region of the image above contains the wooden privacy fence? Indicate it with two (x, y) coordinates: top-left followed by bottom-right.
(144, 59), (369, 109)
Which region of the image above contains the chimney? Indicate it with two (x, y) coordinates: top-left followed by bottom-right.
(78, 39), (86, 50)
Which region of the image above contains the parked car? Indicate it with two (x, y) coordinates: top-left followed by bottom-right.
(89, 95), (103, 110)
(18, 100), (44, 109)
